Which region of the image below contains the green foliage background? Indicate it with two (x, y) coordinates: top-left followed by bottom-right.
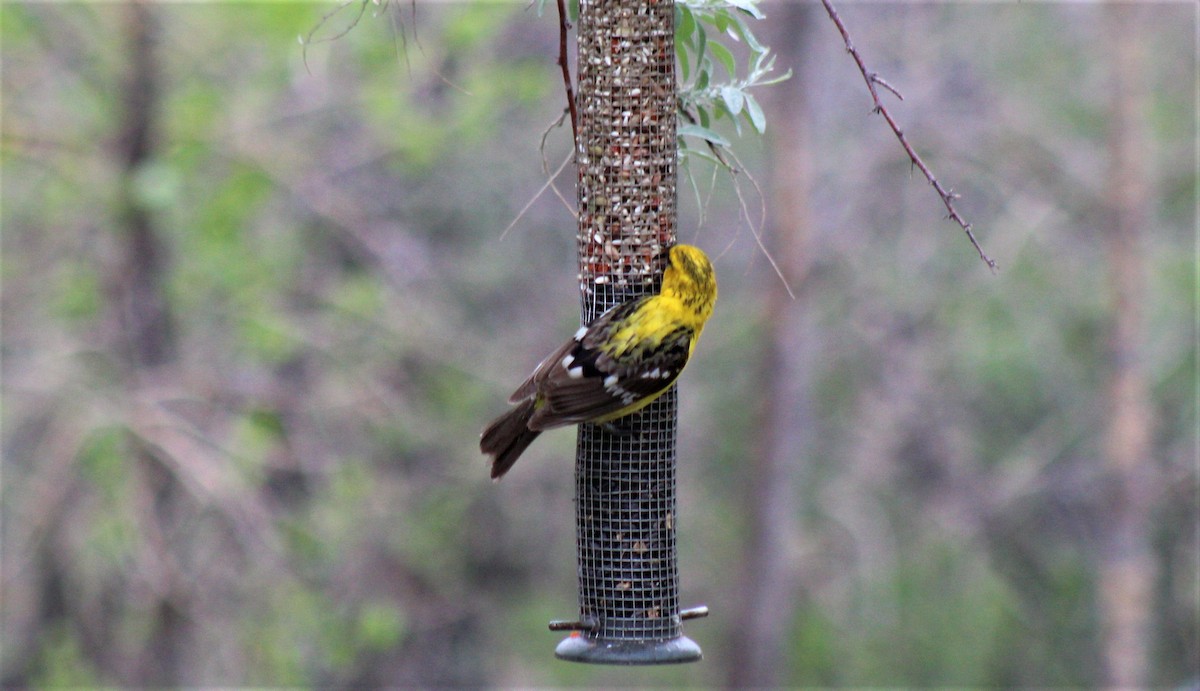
(1, 2), (1195, 687)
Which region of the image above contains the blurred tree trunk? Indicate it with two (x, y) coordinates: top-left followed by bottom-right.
(1098, 5), (1156, 687)
(727, 3), (815, 686)
(117, 0), (176, 370)
(118, 3), (187, 684)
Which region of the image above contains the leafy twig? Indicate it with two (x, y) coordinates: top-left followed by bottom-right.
(819, 0), (997, 272)
(675, 0), (790, 144)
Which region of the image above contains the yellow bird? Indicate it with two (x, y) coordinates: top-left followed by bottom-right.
(481, 244), (717, 479)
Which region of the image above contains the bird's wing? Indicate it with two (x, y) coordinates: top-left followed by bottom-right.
(530, 320), (693, 429)
(508, 336), (577, 404)
(508, 297), (645, 404)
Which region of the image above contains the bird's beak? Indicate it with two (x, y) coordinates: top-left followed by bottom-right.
(655, 245), (673, 267)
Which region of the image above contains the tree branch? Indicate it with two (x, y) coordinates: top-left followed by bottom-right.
(819, 0), (997, 272)
(555, 0), (579, 146)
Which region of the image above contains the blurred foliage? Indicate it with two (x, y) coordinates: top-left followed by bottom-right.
(1, 1), (1195, 687)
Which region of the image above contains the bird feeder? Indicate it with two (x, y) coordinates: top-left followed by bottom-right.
(548, 0), (707, 664)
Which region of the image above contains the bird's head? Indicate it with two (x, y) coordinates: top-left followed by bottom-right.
(662, 244), (717, 322)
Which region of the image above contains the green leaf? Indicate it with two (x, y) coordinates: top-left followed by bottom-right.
(680, 146), (725, 167)
(677, 4), (696, 48)
(677, 40), (690, 82)
(710, 8), (730, 34)
(750, 47), (768, 75)
(708, 40), (737, 78)
(727, 0), (765, 19)
(744, 26), (766, 53)
(720, 85), (744, 115)
(678, 123), (731, 147)
(757, 67), (794, 87)
(726, 12), (765, 53)
(744, 92), (766, 133)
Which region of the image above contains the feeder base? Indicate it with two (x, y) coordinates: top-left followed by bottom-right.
(554, 633), (702, 665)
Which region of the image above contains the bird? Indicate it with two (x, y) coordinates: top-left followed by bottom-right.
(480, 244), (717, 480)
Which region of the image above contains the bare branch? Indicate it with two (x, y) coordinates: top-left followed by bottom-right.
(870, 73), (904, 101)
(539, 110), (576, 214)
(301, 0), (369, 76)
(555, 0), (579, 146)
(819, 0), (997, 272)
(718, 145), (796, 300)
(500, 149), (575, 240)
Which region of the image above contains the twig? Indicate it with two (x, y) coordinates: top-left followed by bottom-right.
(410, 0), (472, 94)
(539, 110), (576, 214)
(300, 0), (369, 76)
(871, 73), (904, 101)
(720, 146), (796, 300)
(555, 0), (579, 146)
(679, 104), (734, 169)
(677, 106), (795, 299)
(819, 0), (997, 272)
(388, 1), (412, 77)
(500, 149), (575, 240)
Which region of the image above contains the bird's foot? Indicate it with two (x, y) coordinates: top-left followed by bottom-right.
(599, 421), (639, 439)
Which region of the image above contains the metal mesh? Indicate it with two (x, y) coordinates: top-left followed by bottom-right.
(570, 0), (684, 647)
(575, 0), (676, 292)
(575, 288), (680, 641)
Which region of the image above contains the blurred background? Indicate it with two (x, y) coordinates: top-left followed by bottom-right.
(1, 1), (1195, 687)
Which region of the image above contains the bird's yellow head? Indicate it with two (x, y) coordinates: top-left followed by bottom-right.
(661, 244), (717, 324)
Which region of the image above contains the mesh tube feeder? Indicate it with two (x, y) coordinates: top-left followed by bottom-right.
(548, 0), (707, 665)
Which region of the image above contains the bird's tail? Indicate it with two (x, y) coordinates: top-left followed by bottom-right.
(480, 399), (541, 480)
